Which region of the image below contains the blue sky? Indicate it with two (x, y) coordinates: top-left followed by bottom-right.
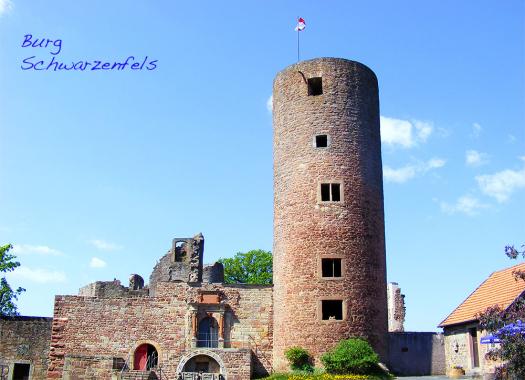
(0, 0), (523, 332)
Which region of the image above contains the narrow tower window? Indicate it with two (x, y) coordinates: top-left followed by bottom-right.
(320, 184), (330, 201)
(322, 300), (343, 320)
(315, 134), (328, 148)
(322, 258), (342, 277)
(331, 184), (341, 201)
(308, 77), (323, 96)
(320, 183), (342, 202)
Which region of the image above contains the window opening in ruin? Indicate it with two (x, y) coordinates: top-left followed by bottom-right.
(322, 258), (342, 277)
(308, 77), (323, 96)
(315, 134), (328, 148)
(112, 357), (126, 370)
(469, 327), (480, 368)
(197, 316), (219, 348)
(322, 300), (343, 320)
(320, 183), (341, 202)
(174, 241), (186, 262)
(401, 347), (409, 353)
(12, 363), (30, 380)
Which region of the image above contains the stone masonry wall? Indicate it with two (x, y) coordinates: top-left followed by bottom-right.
(49, 281), (272, 380)
(0, 316), (53, 380)
(273, 58), (388, 370)
(443, 325), (500, 376)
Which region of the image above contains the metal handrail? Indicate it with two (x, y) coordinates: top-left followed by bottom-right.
(146, 351), (158, 370)
(119, 355), (131, 376)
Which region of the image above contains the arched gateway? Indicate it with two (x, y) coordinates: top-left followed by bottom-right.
(177, 350), (226, 379)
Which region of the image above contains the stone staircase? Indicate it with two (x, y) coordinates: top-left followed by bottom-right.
(120, 370), (158, 380)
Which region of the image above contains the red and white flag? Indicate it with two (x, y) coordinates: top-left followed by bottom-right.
(294, 17), (306, 31)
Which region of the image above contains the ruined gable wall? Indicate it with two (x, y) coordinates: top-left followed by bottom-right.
(48, 285), (189, 379)
(0, 316), (52, 380)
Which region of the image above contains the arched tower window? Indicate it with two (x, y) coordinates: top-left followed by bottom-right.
(197, 316), (219, 348)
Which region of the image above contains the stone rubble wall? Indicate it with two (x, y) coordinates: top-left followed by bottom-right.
(0, 316), (53, 380)
(48, 281), (272, 380)
(443, 325), (500, 377)
(272, 57), (388, 371)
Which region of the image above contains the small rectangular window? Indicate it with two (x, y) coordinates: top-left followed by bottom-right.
(322, 300), (343, 320)
(322, 258), (342, 277)
(13, 363), (31, 380)
(315, 135), (328, 148)
(321, 184), (331, 201)
(320, 183), (342, 202)
(308, 77), (323, 96)
(331, 184), (340, 201)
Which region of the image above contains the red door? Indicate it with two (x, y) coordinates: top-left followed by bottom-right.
(134, 344), (148, 370)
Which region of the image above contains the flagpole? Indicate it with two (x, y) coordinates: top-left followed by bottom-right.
(297, 17), (300, 62)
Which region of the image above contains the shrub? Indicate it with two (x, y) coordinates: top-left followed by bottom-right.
(320, 338), (379, 375)
(285, 347), (313, 372)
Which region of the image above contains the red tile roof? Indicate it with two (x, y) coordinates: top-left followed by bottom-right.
(439, 262), (525, 327)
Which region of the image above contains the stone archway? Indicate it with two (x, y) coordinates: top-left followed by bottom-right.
(131, 341), (161, 371)
(177, 349), (226, 377)
(134, 343), (157, 370)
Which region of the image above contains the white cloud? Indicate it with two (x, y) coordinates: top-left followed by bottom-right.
(380, 116), (433, 148)
(89, 257), (107, 268)
(266, 95), (273, 113)
(11, 244), (64, 256)
(414, 120), (432, 143)
(383, 165), (417, 183)
(0, 0), (13, 16)
(384, 158), (446, 184)
(440, 195), (488, 216)
(471, 122), (482, 138)
(8, 267), (66, 284)
(89, 239), (122, 252)
(424, 158), (446, 170)
(476, 164), (525, 203)
(465, 150), (489, 167)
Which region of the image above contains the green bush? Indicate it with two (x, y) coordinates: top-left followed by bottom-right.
(285, 346), (313, 372)
(320, 338), (379, 374)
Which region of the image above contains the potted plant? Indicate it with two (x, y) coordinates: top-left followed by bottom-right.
(449, 365), (465, 378)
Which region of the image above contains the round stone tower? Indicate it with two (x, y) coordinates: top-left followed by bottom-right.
(272, 58), (388, 370)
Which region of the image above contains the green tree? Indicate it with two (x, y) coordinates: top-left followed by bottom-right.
(0, 244), (25, 316)
(218, 249), (272, 285)
(478, 244), (525, 380)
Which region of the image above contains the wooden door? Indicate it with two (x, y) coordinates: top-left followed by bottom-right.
(134, 344), (148, 370)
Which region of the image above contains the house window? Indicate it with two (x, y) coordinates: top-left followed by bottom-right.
(322, 258), (342, 277)
(12, 363), (31, 380)
(322, 300), (343, 320)
(315, 134), (329, 148)
(320, 183), (341, 202)
(308, 77), (323, 96)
